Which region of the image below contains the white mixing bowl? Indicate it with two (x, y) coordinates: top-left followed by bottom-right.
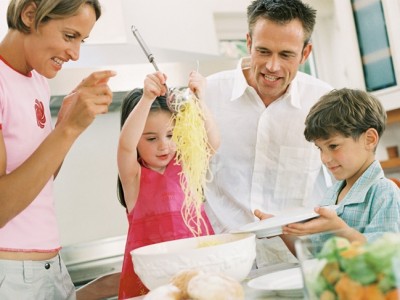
(131, 233), (256, 290)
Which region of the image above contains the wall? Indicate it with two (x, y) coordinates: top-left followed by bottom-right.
(120, 0), (250, 55)
(52, 112), (128, 246)
(379, 124), (400, 178)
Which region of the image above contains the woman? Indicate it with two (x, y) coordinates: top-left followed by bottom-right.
(0, 0), (116, 299)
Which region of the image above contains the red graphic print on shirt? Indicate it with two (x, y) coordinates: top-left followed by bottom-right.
(34, 99), (46, 129)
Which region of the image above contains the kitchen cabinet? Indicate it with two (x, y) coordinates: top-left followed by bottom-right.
(381, 157), (400, 173)
(386, 108), (400, 125)
(380, 108), (400, 172)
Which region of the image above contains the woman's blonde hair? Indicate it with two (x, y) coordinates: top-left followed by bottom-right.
(7, 0), (101, 34)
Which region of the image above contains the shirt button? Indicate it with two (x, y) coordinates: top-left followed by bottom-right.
(44, 263), (50, 269)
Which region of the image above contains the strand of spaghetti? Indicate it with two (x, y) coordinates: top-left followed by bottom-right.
(171, 92), (213, 237)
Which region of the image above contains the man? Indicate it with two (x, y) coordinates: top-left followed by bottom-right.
(204, 0), (333, 266)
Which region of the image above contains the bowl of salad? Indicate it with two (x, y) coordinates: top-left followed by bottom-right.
(295, 233), (400, 300)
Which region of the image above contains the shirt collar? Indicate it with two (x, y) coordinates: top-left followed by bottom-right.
(335, 160), (385, 207)
(230, 57), (301, 109)
(286, 75), (301, 109)
(231, 57), (250, 101)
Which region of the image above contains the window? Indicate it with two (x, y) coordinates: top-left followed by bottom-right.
(219, 39), (247, 59)
(352, 0), (396, 91)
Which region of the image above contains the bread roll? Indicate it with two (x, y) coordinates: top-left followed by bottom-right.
(187, 273), (244, 300)
(170, 269), (202, 299)
(143, 284), (181, 300)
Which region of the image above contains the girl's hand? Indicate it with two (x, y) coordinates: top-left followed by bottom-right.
(188, 71), (206, 100)
(282, 206), (347, 236)
(142, 72), (168, 101)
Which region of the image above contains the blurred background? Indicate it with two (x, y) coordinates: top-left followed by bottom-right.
(1, 0), (399, 287)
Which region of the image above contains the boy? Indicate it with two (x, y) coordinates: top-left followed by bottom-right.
(256, 88), (400, 246)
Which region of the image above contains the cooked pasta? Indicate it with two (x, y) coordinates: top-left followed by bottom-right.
(197, 239), (221, 248)
(170, 90), (213, 237)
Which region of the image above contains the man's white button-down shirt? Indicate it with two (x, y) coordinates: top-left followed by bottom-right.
(204, 58), (333, 265)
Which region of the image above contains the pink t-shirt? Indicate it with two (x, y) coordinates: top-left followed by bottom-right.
(0, 56), (60, 252)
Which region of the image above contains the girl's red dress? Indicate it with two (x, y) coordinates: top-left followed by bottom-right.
(118, 159), (214, 299)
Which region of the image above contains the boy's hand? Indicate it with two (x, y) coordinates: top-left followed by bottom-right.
(282, 206), (346, 236)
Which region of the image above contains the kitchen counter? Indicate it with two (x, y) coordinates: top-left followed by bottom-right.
(128, 262), (304, 300)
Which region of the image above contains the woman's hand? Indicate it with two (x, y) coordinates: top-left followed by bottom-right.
(56, 70), (116, 135)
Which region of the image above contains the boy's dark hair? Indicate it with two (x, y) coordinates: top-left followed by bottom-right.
(247, 0), (316, 45)
(304, 88), (387, 142)
(117, 88), (169, 208)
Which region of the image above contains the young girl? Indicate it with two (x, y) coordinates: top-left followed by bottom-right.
(117, 71), (219, 298)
